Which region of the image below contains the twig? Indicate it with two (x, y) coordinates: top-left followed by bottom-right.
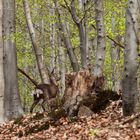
(106, 35), (124, 49)
(122, 112), (140, 125)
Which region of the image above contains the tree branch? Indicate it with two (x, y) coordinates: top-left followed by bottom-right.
(122, 112), (140, 125)
(18, 67), (38, 87)
(91, 24), (125, 49)
(69, 0), (80, 25)
(106, 35), (124, 49)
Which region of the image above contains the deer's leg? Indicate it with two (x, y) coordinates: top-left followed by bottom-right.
(41, 103), (46, 112)
(41, 100), (51, 112)
(30, 100), (39, 113)
(39, 99), (46, 112)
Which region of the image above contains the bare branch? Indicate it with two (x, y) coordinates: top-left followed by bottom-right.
(91, 24), (124, 49)
(70, 0), (80, 24)
(106, 35), (124, 49)
(18, 67), (38, 87)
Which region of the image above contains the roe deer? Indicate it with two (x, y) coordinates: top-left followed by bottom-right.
(30, 72), (59, 113)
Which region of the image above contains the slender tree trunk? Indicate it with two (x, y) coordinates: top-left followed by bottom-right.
(94, 0), (106, 76)
(122, 0), (139, 116)
(111, 15), (121, 93)
(41, 19), (45, 48)
(0, 0), (5, 123)
(55, 1), (79, 72)
(111, 36), (121, 93)
(3, 0), (24, 121)
(49, 4), (56, 71)
(23, 0), (50, 84)
(58, 34), (65, 95)
(70, 0), (88, 69)
(78, 22), (87, 68)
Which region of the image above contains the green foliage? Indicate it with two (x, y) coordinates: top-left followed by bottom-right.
(89, 128), (99, 138)
(15, 0), (130, 112)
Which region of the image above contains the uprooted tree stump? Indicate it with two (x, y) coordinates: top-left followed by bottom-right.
(63, 70), (103, 117)
(62, 70), (121, 117)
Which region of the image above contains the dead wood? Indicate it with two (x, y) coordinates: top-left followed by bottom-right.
(63, 70), (105, 117)
(63, 70), (121, 117)
(90, 90), (121, 113)
(122, 113), (140, 125)
(78, 105), (94, 117)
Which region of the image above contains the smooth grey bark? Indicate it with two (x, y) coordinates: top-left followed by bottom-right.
(78, 0), (90, 68)
(59, 16), (79, 72)
(3, 0), (24, 121)
(54, 1), (79, 72)
(111, 15), (121, 93)
(41, 19), (45, 48)
(122, 0), (139, 116)
(49, 4), (56, 71)
(0, 0), (5, 123)
(70, 0), (88, 69)
(58, 34), (65, 95)
(23, 0), (50, 84)
(94, 0), (106, 76)
(111, 36), (121, 93)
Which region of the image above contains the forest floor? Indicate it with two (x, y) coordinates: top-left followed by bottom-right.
(0, 100), (140, 140)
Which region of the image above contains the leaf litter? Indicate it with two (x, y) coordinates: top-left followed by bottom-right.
(0, 100), (140, 140)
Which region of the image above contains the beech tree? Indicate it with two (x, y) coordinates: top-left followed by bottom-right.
(23, 0), (50, 84)
(0, 0), (4, 123)
(94, 0), (106, 76)
(54, 0), (79, 72)
(14, 0), (138, 115)
(0, 0), (24, 122)
(122, 0), (139, 116)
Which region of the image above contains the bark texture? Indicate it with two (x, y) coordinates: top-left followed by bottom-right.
(58, 34), (65, 95)
(3, 0), (24, 121)
(70, 0), (88, 69)
(111, 35), (121, 93)
(23, 0), (50, 84)
(63, 70), (104, 117)
(54, 1), (79, 72)
(63, 70), (120, 117)
(0, 0), (4, 123)
(122, 0), (139, 116)
(49, 3), (56, 71)
(110, 12), (122, 93)
(94, 0), (106, 76)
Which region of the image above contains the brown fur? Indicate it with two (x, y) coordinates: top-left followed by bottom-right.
(30, 78), (59, 113)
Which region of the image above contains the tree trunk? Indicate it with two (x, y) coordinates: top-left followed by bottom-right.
(122, 0), (139, 116)
(111, 35), (121, 93)
(110, 15), (121, 93)
(3, 0), (24, 121)
(23, 0), (50, 84)
(0, 0), (5, 123)
(70, 0), (88, 69)
(94, 0), (106, 76)
(55, 1), (79, 72)
(58, 34), (65, 95)
(49, 3), (56, 72)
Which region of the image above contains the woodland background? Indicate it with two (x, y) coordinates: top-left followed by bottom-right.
(16, 0), (139, 112)
(0, 0), (140, 139)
